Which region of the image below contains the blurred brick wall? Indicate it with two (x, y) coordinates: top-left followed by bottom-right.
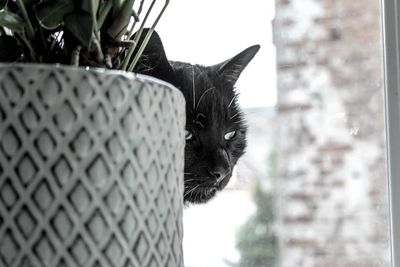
(273, 0), (390, 266)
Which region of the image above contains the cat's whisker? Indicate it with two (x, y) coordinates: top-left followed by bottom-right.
(184, 179), (197, 183)
(196, 113), (207, 120)
(189, 185), (201, 199)
(230, 112), (242, 120)
(192, 191), (199, 201)
(196, 179), (216, 187)
(233, 118), (246, 123)
(195, 87), (215, 111)
(185, 184), (198, 193)
(195, 121), (205, 129)
(184, 184), (200, 198)
(192, 65), (196, 111)
(228, 95), (236, 108)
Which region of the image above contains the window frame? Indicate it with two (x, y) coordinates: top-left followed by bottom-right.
(382, 0), (400, 265)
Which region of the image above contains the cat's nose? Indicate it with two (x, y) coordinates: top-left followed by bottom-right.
(209, 167), (230, 183)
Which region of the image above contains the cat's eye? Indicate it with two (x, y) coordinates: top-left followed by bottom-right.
(185, 130), (193, 141)
(224, 131), (236, 140)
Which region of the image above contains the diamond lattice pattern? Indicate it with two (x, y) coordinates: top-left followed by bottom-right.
(0, 66), (185, 267)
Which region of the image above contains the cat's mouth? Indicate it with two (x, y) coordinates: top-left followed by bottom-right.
(183, 173), (231, 203)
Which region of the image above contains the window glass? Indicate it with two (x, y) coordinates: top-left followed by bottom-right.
(158, 0), (390, 266)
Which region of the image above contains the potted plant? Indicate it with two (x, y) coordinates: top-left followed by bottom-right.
(0, 1), (185, 266)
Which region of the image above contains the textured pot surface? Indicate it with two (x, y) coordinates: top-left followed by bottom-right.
(0, 64), (185, 267)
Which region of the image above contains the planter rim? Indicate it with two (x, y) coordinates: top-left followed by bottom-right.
(0, 62), (185, 100)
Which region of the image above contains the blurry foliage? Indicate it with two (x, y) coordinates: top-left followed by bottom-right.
(233, 150), (279, 267)
(267, 150), (277, 178)
(0, 0), (169, 70)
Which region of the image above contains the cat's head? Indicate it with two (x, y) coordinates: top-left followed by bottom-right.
(135, 30), (260, 203)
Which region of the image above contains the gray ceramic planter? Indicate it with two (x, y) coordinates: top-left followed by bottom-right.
(0, 64), (185, 267)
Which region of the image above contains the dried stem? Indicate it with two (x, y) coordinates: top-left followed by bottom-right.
(71, 46), (82, 66)
(15, 0), (34, 40)
(129, 0), (145, 37)
(127, 0), (170, 71)
(91, 33), (104, 63)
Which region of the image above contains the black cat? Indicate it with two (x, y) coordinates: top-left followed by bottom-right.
(135, 30), (259, 204)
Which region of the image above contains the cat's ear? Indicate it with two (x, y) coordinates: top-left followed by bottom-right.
(133, 29), (175, 83)
(210, 45), (260, 85)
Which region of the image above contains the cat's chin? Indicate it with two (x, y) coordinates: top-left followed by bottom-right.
(183, 187), (218, 204)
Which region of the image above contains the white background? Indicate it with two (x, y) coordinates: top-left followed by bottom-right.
(156, 0), (276, 109)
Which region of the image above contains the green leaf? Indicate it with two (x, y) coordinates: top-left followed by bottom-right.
(82, 0), (99, 40)
(106, 0), (134, 39)
(98, 0), (112, 29)
(34, 0), (74, 30)
(64, 11), (93, 46)
(0, 9), (25, 32)
(0, 35), (23, 62)
(81, 0), (99, 15)
(113, 0), (124, 16)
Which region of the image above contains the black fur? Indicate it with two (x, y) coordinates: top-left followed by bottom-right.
(134, 30), (260, 203)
